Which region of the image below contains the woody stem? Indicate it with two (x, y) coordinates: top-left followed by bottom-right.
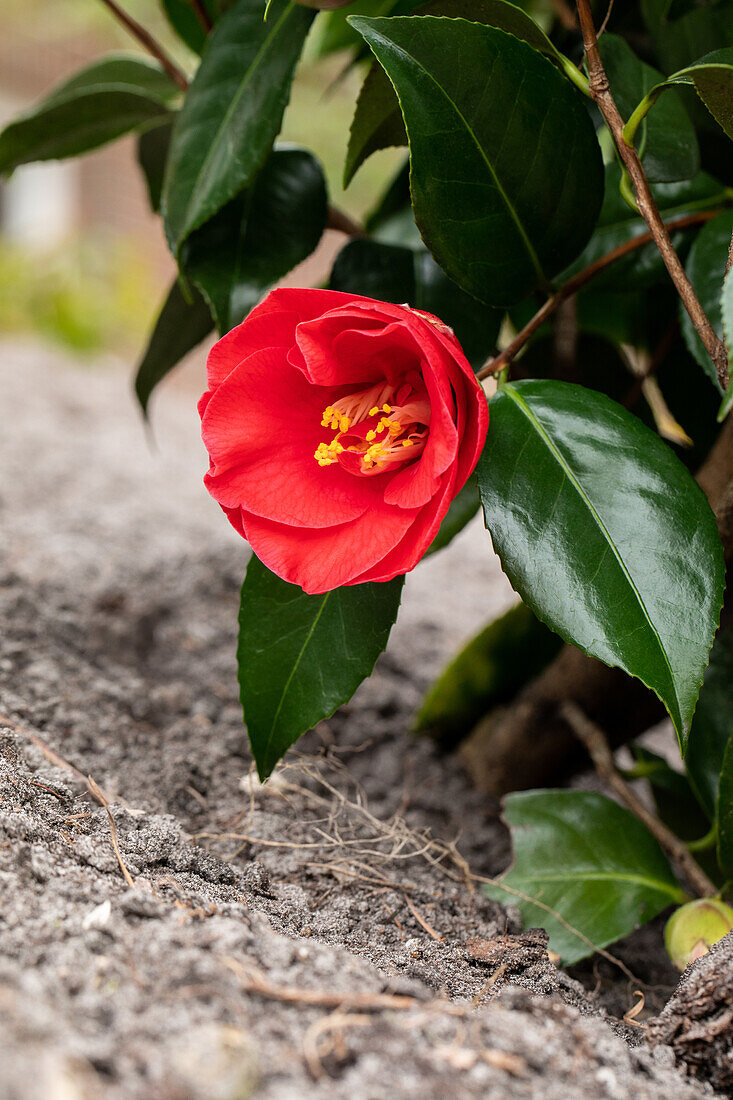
(477, 209), (722, 380)
(575, 0), (729, 390)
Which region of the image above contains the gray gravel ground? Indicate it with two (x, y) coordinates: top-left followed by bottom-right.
(0, 339), (722, 1098)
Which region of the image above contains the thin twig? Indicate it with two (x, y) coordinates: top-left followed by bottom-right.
(87, 775), (136, 888)
(302, 1012), (374, 1079)
(223, 959), (466, 1014)
(561, 701), (717, 899)
(597, 0), (615, 37)
(477, 210), (720, 380)
(97, 0), (189, 91)
(575, 0), (729, 389)
(190, 0), (213, 32)
(326, 206), (366, 237)
(403, 893), (444, 941)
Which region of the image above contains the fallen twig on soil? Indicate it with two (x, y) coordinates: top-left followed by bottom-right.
(223, 958), (467, 1014)
(87, 775), (136, 889)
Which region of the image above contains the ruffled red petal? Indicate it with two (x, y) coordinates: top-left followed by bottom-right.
(201, 347), (382, 528)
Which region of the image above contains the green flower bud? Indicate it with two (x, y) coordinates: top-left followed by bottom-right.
(664, 898), (733, 971)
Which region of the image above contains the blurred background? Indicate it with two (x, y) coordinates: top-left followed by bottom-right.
(0, 0), (401, 360)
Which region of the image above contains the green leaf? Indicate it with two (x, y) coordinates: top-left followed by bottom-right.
(349, 16), (603, 306)
(424, 474), (480, 556)
(416, 601), (562, 747)
(717, 734), (733, 878)
(721, 268), (733, 420)
(0, 56), (178, 173)
(484, 789), (686, 964)
(329, 238), (501, 368)
(477, 380), (725, 749)
(183, 147), (327, 334)
(562, 163), (728, 292)
(137, 120), (174, 213)
(344, 0), (573, 187)
(238, 556), (404, 778)
(599, 34), (699, 184)
(686, 627), (733, 817)
(162, 0), (313, 255)
(681, 210), (733, 392)
(161, 0), (221, 54)
(345, 62), (407, 187)
(651, 49), (733, 142)
(134, 279), (213, 415)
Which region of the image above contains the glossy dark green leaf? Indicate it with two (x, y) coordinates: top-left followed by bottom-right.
(350, 16), (603, 306)
(329, 238), (500, 367)
(134, 279), (213, 415)
(681, 210), (733, 392)
(161, 0), (220, 54)
(562, 163), (727, 292)
(183, 147), (327, 334)
(484, 790), (686, 964)
(425, 474), (480, 557)
(345, 62), (407, 187)
(599, 34), (699, 184)
(720, 269), (733, 420)
(717, 734), (733, 878)
(137, 120), (173, 213)
(162, 0), (313, 255)
(416, 601), (562, 747)
(685, 627), (733, 817)
(344, 0), (570, 186)
(0, 56), (177, 173)
(238, 556), (404, 778)
(477, 380), (725, 748)
(643, 49), (733, 142)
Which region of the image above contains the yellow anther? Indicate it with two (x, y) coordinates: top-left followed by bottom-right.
(369, 406), (380, 417)
(382, 404), (392, 413)
(402, 439), (413, 447)
(366, 430), (376, 442)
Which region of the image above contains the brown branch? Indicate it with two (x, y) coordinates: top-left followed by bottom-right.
(561, 701), (717, 899)
(326, 205), (366, 237)
(575, 0), (729, 389)
(190, 0), (213, 32)
(97, 0), (189, 91)
(477, 209), (720, 380)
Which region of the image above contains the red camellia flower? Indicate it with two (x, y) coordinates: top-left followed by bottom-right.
(198, 288), (488, 594)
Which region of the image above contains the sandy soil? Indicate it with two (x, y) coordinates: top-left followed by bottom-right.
(0, 338), (724, 1098)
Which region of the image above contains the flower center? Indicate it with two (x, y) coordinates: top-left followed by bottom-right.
(314, 375), (430, 477)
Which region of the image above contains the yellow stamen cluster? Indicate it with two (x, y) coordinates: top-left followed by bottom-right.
(365, 417), (401, 443)
(321, 406), (351, 433)
(314, 440), (344, 467)
(315, 394), (423, 472)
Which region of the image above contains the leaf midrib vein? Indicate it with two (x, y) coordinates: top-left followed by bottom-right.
(262, 593), (330, 765)
(178, 2), (295, 244)
(367, 23), (546, 285)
